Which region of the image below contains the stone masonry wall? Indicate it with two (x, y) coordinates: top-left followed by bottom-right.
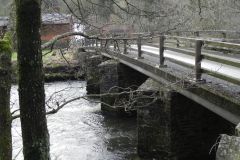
(99, 60), (121, 115)
(98, 60), (147, 116)
(137, 78), (234, 160)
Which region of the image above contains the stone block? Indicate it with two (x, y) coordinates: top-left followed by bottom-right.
(216, 134), (240, 160)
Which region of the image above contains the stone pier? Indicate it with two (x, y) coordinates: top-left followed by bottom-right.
(86, 55), (103, 94)
(137, 79), (234, 160)
(75, 48), (103, 94)
(98, 60), (147, 116)
(75, 48), (96, 77)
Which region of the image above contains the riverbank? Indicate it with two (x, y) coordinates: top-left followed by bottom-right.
(11, 49), (84, 83)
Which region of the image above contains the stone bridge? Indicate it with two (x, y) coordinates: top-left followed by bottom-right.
(78, 31), (240, 160)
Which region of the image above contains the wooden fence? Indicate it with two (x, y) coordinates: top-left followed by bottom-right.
(85, 32), (240, 85)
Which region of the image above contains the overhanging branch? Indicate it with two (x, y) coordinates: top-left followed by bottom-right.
(41, 31), (97, 50)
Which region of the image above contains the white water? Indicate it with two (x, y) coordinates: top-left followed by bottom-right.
(11, 81), (137, 160)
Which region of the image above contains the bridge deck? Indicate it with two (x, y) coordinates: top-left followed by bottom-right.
(131, 45), (240, 82)
(126, 45), (240, 96)
(89, 46), (240, 125)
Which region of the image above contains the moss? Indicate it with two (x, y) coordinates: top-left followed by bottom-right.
(0, 33), (12, 54)
(11, 52), (17, 61)
(0, 40), (11, 53)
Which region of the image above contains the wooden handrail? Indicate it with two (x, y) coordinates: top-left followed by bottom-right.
(171, 30), (240, 34)
(95, 31), (240, 84)
(97, 33), (240, 53)
(204, 40), (240, 50)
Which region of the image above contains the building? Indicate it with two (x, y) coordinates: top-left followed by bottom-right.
(41, 13), (73, 47)
(0, 13), (73, 47)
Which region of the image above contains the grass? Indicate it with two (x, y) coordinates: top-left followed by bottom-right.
(12, 52), (17, 61)
(11, 50), (54, 62)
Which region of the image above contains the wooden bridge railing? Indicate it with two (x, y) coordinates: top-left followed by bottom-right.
(85, 33), (240, 85)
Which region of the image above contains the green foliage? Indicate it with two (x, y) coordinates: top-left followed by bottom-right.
(11, 52), (17, 61)
(0, 33), (12, 54)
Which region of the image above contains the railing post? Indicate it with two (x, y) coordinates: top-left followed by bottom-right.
(90, 39), (93, 46)
(194, 31), (200, 37)
(100, 39), (103, 48)
(222, 32), (227, 39)
(84, 38), (87, 46)
(123, 39), (127, 54)
(159, 35), (165, 67)
(176, 32), (180, 48)
(114, 40), (117, 51)
(105, 40), (109, 50)
(137, 36), (143, 59)
(95, 39), (98, 47)
(195, 40), (203, 81)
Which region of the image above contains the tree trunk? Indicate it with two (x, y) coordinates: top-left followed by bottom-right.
(0, 35), (12, 160)
(16, 0), (50, 159)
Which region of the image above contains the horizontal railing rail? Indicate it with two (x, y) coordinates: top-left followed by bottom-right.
(84, 33), (240, 85)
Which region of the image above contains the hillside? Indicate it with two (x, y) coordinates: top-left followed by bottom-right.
(0, 0), (12, 16)
(0, 0), (68, 16)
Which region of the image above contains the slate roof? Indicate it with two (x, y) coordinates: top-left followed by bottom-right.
(42, 13), (72, 25)
(0, 17), (9, 27)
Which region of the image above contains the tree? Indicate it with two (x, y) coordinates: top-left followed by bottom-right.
(16, 0), (50, 159)
(0, 34), (12, 160)
(8, 0), (240, 158)
(61, 0), (186, 34)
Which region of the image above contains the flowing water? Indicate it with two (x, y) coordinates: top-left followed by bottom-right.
(11, 81), (138, 160)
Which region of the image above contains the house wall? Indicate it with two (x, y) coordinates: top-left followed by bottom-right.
(41, 23), (72, 48)
(41, 23), (71, 41)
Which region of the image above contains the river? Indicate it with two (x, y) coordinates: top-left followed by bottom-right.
(11, 81), (138, 160)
